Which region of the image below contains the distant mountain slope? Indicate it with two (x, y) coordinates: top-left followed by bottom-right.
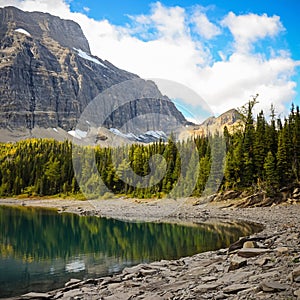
(0, 6), (186, 140)
(188, 109), (244, 136)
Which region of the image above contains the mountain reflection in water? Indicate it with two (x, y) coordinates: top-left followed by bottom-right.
(0, 205), (262, 297)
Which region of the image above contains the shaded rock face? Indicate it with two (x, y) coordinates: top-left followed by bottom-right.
(0, 6), (91, 53)
(0, 6), (186, 133)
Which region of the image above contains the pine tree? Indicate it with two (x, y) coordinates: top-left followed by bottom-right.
(277, 129), (290, 187)
(240, 97), (257, 187)
(254, 110), (267, 181)
(264, 151), (279, 196)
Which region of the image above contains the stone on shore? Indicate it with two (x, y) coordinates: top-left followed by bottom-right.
(259, 280), (289, 292)
(237, 248), (270, 258)
(22, 292), (51, 299)
(6, 199), (300, 300)
(228, 255), (247, 271)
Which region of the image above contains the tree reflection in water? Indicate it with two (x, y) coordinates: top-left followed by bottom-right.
(0, 206), (262, 297)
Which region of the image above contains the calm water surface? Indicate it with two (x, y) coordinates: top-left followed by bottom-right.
(0, 205), (262, 297)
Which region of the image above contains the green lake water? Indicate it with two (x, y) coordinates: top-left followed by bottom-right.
(0, 205), (262, 298)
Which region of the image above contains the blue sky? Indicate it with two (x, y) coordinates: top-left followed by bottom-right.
(1, 0), (299, 117)
(68, 0), (300, 59)
(74, 0), (300, 116)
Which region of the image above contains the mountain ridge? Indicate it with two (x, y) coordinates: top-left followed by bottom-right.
(0, 6), (186, 139)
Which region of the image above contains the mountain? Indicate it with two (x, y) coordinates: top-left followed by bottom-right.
(0, 6), (187, 142)
(184, 109), (243, 137)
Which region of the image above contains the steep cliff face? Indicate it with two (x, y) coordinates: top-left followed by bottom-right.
(0, 6), (186, 135)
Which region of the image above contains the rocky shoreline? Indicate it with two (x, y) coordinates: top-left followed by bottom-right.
(1, 197), (300, 299)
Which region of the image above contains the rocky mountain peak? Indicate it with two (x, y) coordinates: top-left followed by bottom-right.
(0, 6), (90, 53)
(187, 109), (243, 137)
(0, 7), (187, 141)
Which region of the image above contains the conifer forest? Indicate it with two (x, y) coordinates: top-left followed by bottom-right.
(0, 101), (299, 199)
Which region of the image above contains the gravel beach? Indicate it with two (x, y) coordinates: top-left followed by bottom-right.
(1, 197), (300, 299)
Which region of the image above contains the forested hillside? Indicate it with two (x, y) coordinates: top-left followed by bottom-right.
(0, 101), (299, 199)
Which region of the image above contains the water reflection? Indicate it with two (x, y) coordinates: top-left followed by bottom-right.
(0, 205), (262, 297)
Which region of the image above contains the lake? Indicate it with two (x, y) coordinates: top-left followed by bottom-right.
(0, 205), (262, 297)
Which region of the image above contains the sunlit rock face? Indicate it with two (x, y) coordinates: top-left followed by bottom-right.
(0, 6), (186, 135)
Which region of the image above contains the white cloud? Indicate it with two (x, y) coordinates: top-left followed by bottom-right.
(192, 10), (221, 39)
(221, 12), (284, 53)
(0, 0), (70, 16)
(149, 2), (187, 40)
(197, 52), (298, 115)
(0, 0), (299, 117)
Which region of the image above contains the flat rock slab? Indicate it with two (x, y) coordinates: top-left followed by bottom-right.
(259, 280), (289, 292)
(223, 284), (252, 294)
(195, 283), (220, 292)
(238, 248), (270, 258)
(21, 292), (51, 299)
(65, 278), (82, 287)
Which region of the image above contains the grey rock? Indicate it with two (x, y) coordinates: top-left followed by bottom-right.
(294, 289), (300, 298)
(161, 291), (174, 299)
(228, 254), (247, 271)
(259, 280), (289, 292)
(223, 283), (252, 294)
(194, 283), (220, 292)
(249, 270), (279, 282)
(65, 278), (81, 287)
(21, 292), (51, 299)
(161, 280), (190, 292)
(255, 257), (271, 266)
(290, 265), (300, 282)
(275, 246), (289, 255)
(62, 288), (83, 298)
(237, 248), (270, 258)
(140, 268), (158, 276)
(218, 270), (255, 284)
(0, 6), (187, 139)
(187, 266), (214, 276)
(141, 294), (164, 300)
(201, 276), (218, 282)
(104, 291), (138, 300)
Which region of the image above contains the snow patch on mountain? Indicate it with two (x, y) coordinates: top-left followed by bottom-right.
(110, 128), (167, 143)
(68, 129), (87, 139)
(73, 48), (107, 68)
(14, 28), (31, 36)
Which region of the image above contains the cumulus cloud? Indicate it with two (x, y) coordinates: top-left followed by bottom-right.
(0, 0), (70, 16)
(221, 12), (284, 53)
(191, 9), (221, 39)
(0, 0), (299, 117)
(198, 52), (297, 114)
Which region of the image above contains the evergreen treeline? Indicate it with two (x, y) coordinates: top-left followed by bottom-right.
(224, 101), (300, 195)
(0, 101), (299, 199)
